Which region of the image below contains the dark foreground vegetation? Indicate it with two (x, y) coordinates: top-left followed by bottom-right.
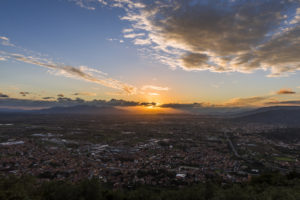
(1, 172), (300, 200)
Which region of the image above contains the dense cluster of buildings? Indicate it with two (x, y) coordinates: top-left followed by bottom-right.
(0, 116), (299, 187)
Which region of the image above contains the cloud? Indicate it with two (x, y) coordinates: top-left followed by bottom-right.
(0, 36), (14, 47)
(0, 98), (87, 108)
(72, 0), (96, 10)
(43, 97), (55, 100)
(160, 103), (203, 109)
(57, 94), (64, 98)
(107, 38), (124, 43)
(57, 97), (79, 102)
(140, 102), (156, 106)
(0, 93), (9, 98)
(19, 92), (30, 97)
(73, 92), (97, 96)
(141, 85), (169, 91)
(93, 0), (300, 77)
(0, 57), (6, 61)
(0, 97), (162, 110)
(277, 89), (296, 95)
(148, 92), (159, 96)
(123, 28), (134, 33)
(265, 100), (300, 106)
(5, 53), (137, 94)
(124, 33), (145, 38)
(133, 38), (151, 45)
(0, 36), (9, 41)
(0, 35), (137, 94)
(98, 0), (107, 6)
(290, 7), (300, 24)
(224, 96), (271, 107)
(180, 53), (210, 70)
(159, 102), (252, 115)
(106, 99), (140, 106)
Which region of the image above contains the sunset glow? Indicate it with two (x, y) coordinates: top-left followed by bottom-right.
(1, 1), (300, 195)
(0, 0), (300, 112)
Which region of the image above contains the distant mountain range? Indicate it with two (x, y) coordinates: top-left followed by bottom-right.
(234, 106), (300, 126)
(36, 105), (128, 115)
(1, 105), (300, 126)
(0, 105), (128, 115)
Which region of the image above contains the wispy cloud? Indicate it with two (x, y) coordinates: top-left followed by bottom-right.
(141, 85), (169, 91)
(11, 53), (136, 94)
(0, 36), (9, 41)
(224, 90), (299, 106)
(71, 0), (96, 10)
(148, 92), (159, 96)
(0, 36), (14, 47)
(107, 38), (124, 43)
(277, 89), (296, 95)
(0, 35), (137, 94)
(122, 28), (134, 33)
(124, 33), (145, 38)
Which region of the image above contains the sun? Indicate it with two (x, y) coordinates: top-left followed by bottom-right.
(146, 105), (155, 109)
(145, 102), (161, 110)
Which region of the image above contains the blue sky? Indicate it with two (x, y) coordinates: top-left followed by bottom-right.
(0, 0), (300, 108)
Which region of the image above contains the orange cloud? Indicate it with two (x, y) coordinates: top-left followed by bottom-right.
(276, 89), (296, 95)
(141, 85), (169, 91)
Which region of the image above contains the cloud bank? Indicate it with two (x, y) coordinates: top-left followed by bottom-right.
(0, 98), (151, 109)
(91, 0), (300, 77)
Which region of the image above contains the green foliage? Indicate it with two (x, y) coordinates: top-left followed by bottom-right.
(1, 172), (300, 200)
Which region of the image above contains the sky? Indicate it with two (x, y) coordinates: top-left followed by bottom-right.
(0, 0), (300, 110)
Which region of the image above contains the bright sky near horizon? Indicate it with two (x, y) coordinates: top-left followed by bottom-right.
(1, 0), (300, 108)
